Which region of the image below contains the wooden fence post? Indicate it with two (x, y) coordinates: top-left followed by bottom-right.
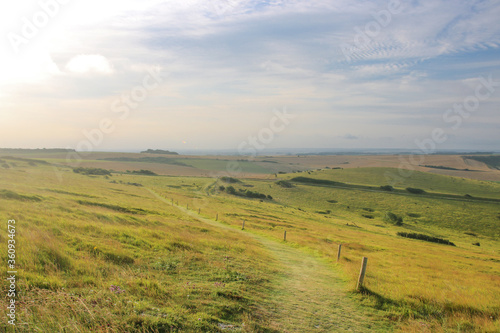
(242, 220), (245, 230)
(357, 257), (368, 290)
(337, 244), (342, 262)
(284, 231), (287, 241)
(216, 213), (218, 221)
(198, 208), (200, 214)
(187, 204), (189, 209)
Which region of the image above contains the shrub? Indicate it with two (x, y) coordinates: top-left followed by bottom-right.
(406, 187), (426, 194)
(291, 177), (341, 186)
(397, 232), (456, 246)
(221, 177), (241, 183)
(225, 186), (236, 195)
(384, 212), (403, 226)
(73, 167), (111, 176)
(128, 169), (157, 176)
(224, 187), (271, 200)
(380, 185), (394, 191)
(244, 190), (267, 199)
(126, 182), (143, 187)
(276, 180), (293, 188)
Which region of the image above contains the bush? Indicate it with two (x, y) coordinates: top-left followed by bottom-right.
(221, 177), (241, 183)
(128, 169), (157, 176)
(244, 190), (267, 199)
(73, 167), (111, 176)
(291, 177), (341, 186)
(380, 185), (394, 191)
(276, 180), (293, 188)
(384, 212), (403, 226)
(406, 187), (426, 194)
(397, 232), (455, 246)
(224, 186), (271, 200)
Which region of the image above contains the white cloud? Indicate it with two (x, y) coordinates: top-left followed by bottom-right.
(1, 0), (500, 150)
(65, 54), (113, 74)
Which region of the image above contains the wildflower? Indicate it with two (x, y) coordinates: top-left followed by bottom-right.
(109, 285), (125, 294)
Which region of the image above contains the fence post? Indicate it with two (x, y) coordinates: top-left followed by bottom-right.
(242, 220), (245, 230)
(171, 199), (173, 206)
(284, 231), (287, 241)
(357, 257), (368, 290)
(198, 208), (200, 214)
(216, 213), (218, 221)
(187, 204), (189, 209)
(337, 244), (342, 262)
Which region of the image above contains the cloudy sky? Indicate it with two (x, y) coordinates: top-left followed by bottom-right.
(1, 0), (499, 152)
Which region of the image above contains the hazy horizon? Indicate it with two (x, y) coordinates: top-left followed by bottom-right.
(1, 0), (499, 152)
(1, 146), (499, 156)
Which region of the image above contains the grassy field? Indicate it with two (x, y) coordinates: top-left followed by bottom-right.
(1, 153), (499, 332)
(4, 151), (500, 181)
(0, 163), (282, 332)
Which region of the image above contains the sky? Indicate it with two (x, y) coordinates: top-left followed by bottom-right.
(1, 0), (499, 152)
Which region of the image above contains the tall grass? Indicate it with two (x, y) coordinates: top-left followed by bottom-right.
(0, 165), (280, 332)
(1, 161), (499, 332)
(145, 171), (500, 332)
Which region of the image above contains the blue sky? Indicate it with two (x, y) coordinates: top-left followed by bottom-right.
(1, 0), (499, 152)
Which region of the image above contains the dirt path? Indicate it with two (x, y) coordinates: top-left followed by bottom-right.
(147, 189), (390, 332)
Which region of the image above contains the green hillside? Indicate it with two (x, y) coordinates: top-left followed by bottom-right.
(0, 159), (499, 332)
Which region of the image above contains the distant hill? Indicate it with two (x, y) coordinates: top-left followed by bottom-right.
(463, 155), (500, 170)
(140, 149), (179, 155)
